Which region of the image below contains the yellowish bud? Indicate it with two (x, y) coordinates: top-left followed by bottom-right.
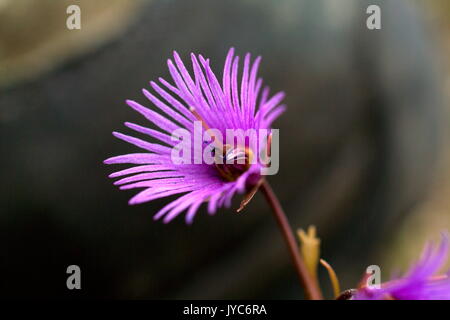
(297, 226), (320, 281)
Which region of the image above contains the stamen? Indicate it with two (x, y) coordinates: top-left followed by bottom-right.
(237, 178), (263, 212)
(430, 274), (448, 281)
(190, 106), (224, 150)
(189, 107), (209, 130)
(262, 132), (272, 167)
(357, 272), (372, 289)
(320, 259), (341, 299)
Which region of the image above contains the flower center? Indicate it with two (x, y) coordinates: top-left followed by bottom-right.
(214, 144), (253, 181)
(190, 106), (255, 181)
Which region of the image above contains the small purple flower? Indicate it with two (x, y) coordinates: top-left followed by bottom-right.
(104, 48), (285, 224)
(354, 233), (450, 300)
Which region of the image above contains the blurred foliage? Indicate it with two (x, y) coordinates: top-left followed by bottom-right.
(378, 0), (450, 278)
(0, 0), (142, 87)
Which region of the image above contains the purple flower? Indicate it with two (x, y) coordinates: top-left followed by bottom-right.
(354, 233), (450, 300)
(104, 48), (285, 224)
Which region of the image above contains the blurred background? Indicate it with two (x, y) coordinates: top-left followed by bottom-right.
(1, 0), (449, 299)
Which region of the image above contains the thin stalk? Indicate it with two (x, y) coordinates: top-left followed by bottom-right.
(260, 180), (323, 300)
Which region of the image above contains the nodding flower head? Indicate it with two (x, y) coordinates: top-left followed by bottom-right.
(104, 48), (285, 224)
(353, 233), (450, 300)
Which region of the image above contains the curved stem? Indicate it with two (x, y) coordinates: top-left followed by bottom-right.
(260, 180), (323, 300)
